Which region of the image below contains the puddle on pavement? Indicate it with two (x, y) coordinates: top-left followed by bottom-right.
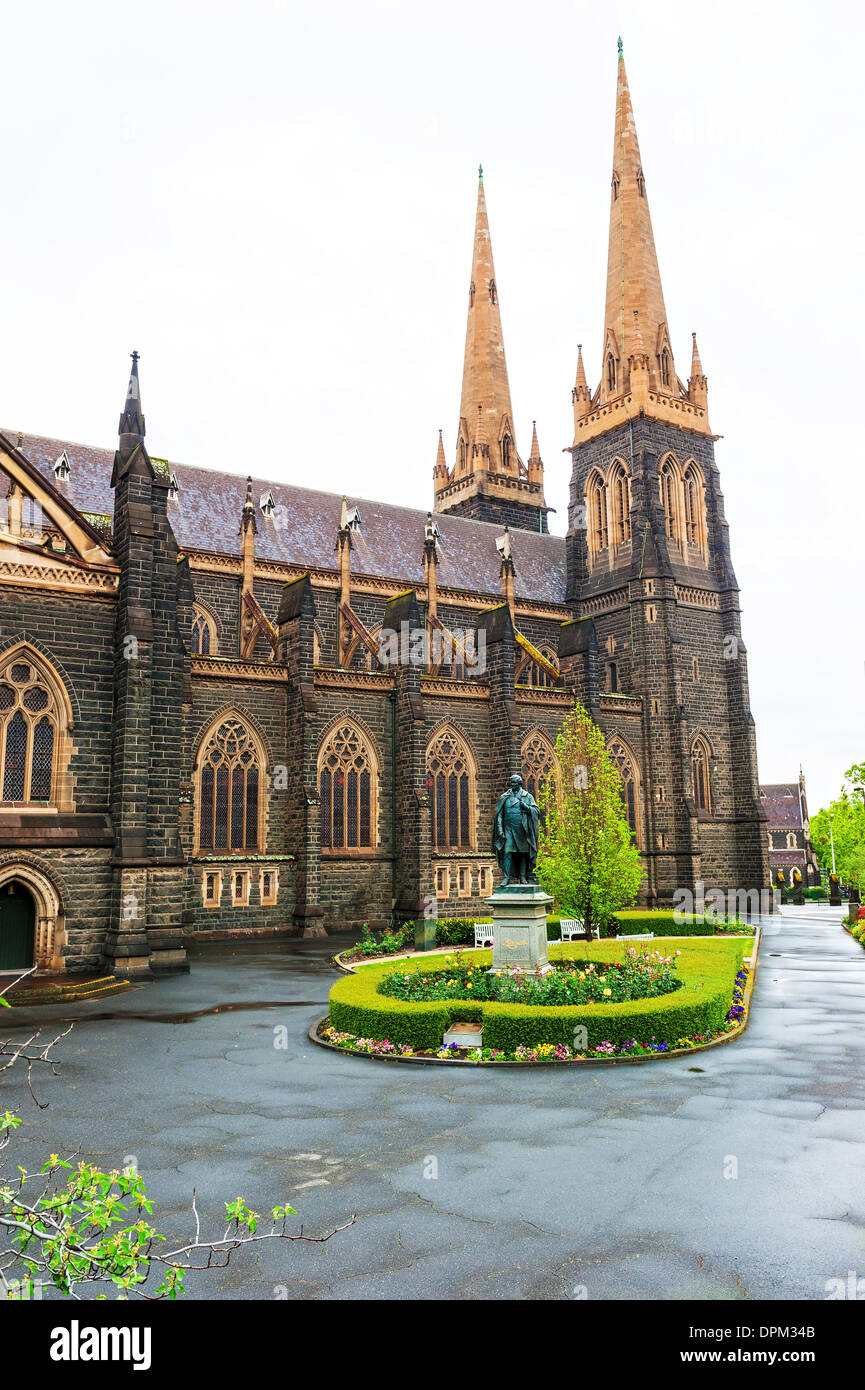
(10, 1000), (329, 1026)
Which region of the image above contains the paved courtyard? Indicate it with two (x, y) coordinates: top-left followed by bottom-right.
(4, 907), (864, 1300)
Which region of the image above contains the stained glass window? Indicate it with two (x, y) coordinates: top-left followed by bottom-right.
(197, 718), (262, 852)
(318, 721), (376, 849)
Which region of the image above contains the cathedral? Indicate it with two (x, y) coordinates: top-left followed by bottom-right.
(0, 48), (770, 977)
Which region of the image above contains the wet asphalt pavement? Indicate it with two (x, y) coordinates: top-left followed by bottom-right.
(3, 907), (863, 1301)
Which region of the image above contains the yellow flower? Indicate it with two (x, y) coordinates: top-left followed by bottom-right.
(467, 982), (472, 989)
(603, 988), (612, 997)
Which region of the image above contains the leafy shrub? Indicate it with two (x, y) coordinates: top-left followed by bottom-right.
(358, 922), (413, 957)
(434, 918), (491, 946)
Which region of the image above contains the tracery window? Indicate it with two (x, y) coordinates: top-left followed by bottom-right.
(606, 353), (617, 392)
(0, 648), (70, 808)
(515, 646), (559, 689)
(521, 730), (560, 807)
(683, 462), (707, 555)
(489, 279), (497, 304)
(608, 737), (641, 847)
(587, 470), (608, 556)
(318, 720), (377, 849)
(426, 724), (476, 851)
(659, 458), (680, 542)
(501, 435), (511, 470)
(610, 460), (631, 545)
(659, 348), (671, 387)
(196, 716), (263, 853)
(191, 604), (218, 655)
(691, 736), (712, 814)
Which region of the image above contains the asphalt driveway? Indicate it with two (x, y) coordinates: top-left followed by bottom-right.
(3, 907), (863, 1300)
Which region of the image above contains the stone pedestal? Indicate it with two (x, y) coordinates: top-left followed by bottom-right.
(485, 885), (553, 975)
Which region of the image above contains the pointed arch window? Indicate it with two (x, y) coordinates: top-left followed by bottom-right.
(683, 462), (707, 556)
(196, 716), (264, 853)
(191, 604), (218, 656)
(636, 167), (645, 198)
(659, 348), (671, 388)
(659, 458), (680, 543)
(521, 729), (560, 807)
(611, 170), (620, 201)
(610, 460), (631, 545)
(469, 281), (475, 307)
(607, 738), (641, 847)
(515, 647), (559, 689)
(426, 725), (476, 851)
(319, 720), (378, 850)
(0, 649), (72, 809)
(587, 470), (609, 559)
(691, 737), (712, 814)
(606, 353), (617, 393)
(501, 435), (511, 471)
(459, 438), (467, 470)
(488, 279), (497, 304)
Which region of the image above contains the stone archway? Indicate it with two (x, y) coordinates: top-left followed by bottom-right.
(0, 862), (65, 973)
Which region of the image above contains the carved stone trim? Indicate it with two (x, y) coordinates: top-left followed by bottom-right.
(514, 688), (573, 707)
(598, 694), (643, 715)
(675, 585), (720, 610)
(191, 656), (287, 682)
(0, 557), (118, 595)
(420, 677), (490, 700)
(314, 668), (394, 692)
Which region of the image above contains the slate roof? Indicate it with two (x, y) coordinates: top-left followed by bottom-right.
(760, 784), (803, 830)
(7, 429), (567, 606)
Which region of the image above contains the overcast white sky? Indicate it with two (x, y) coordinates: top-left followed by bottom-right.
(1, 0), (861, 814)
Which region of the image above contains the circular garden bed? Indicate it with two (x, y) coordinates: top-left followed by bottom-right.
(313, 935), (757, 1065)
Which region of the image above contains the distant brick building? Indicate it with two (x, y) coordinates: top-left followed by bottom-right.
(760, 772), (821, 886)
(0, 44), (769, 977)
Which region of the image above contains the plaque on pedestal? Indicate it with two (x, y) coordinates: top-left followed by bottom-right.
(485, 885), (553, 975)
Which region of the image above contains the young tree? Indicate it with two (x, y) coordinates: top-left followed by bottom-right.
(536, 701), (643, 940)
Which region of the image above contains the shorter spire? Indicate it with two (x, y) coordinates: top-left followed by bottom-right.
(119, 350), (145, 444)
(240, 475), (257, 535)
(528, 420), (541, 464)
(688, 331), (709, 416)
(690, 331), (704, 379)
(112, 349), (152, 484)
(575, 344), (588, 392)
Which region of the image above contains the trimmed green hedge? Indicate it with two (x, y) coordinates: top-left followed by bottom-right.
(433, 910), (748, 947)
(329, 938), (747, 1051)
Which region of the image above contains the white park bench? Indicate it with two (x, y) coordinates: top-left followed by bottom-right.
(558, 918), (599, 941)
(620, 932), (654, 941)
(473, 924), (494, 949)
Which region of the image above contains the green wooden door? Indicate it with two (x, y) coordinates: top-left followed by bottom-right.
(0, 883), (35, 971)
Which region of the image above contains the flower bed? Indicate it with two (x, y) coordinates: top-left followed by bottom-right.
(378, 948), (682, 1007)
(317, 960), (752, 1064)
(327, 938), (749, 1053)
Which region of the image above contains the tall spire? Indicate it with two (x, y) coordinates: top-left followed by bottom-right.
(457, 169), (518, 475)
(600, 42), (674, 403)
(433, 170), (549, 531)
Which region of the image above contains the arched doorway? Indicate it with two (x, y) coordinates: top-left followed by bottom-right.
(0, 881), (35, 972)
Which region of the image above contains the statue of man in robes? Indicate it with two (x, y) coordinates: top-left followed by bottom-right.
(492, 774), (540, 886)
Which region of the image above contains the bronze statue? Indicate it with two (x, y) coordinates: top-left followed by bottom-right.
(492, 773), (540, 885)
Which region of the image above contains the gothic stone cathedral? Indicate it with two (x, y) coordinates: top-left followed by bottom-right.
(0, 51), (769, 978)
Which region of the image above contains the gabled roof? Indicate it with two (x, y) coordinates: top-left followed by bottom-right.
(760, 784), (804, 830)
(7, 429), (567, 605)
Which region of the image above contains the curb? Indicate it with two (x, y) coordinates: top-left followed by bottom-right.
(310, 929), (760, 1068)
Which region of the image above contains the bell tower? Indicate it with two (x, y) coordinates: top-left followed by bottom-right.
(564, 41), (769, 904)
